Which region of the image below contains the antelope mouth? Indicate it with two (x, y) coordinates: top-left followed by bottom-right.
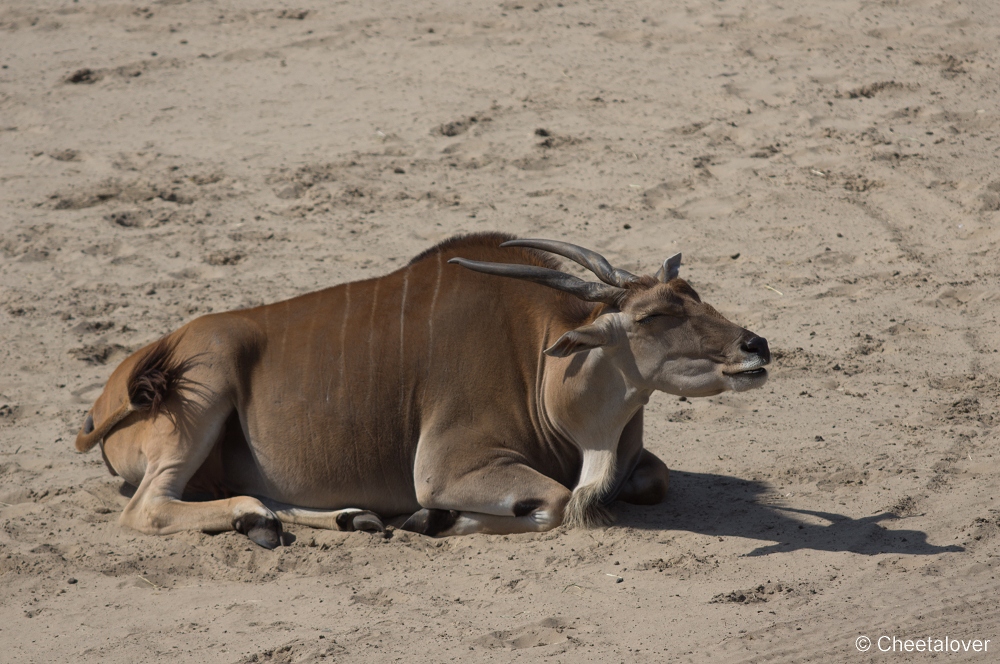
(723, 360), (770, 377)
(727, 367), (767, 376)
(723, 362), (769, 392)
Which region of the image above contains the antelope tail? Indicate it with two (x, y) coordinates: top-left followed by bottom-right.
(74, 337), (184, 452)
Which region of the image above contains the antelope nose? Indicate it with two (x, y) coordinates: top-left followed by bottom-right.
(742, 336), (770, 362)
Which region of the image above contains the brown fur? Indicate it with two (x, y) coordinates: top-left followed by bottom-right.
(408, 232), (562, 271)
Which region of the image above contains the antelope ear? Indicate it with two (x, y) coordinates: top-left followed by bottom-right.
(654, 253), (681, 282)
(544, 320), (615, 357)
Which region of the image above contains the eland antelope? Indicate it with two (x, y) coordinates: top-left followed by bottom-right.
(74, 233), (770, 548)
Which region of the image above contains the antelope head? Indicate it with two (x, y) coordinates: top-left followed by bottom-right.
(450, 239), (770, 398)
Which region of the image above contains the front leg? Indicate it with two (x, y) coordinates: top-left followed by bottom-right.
(401, 460), (571, 537)
(616, 448), (670, 505)
(262, 502), (386, 534)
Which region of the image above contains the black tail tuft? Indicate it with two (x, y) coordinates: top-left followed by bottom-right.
(127, 337), (185, 417)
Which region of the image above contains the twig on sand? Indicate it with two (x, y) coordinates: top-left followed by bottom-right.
(764, 285), (784, 296)
(138, 576), (163, 591)
(83, 490), (113, 514)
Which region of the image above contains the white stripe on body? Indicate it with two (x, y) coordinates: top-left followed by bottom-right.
(399, 267), (409, 404)
(427, 252), (443, 365)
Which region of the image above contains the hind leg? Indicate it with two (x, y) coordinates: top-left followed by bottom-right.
(112, 394), (288, 549)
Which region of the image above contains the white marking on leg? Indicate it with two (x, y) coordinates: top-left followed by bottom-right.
(577, 448), (616, 490)
(233, 502), (277, 521)
(270, 506), (369, 530)
(529, 509), (558, 529)
(566, 448), (617, 528)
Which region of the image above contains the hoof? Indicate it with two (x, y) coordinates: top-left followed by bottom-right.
(400, 508), (459, 537)
(234, 512), (284, 549)
(335, 510), (386, 535)
(353, 512), (386, 534)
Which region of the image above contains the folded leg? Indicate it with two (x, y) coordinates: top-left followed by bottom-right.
(263, 502), (386, 534)
(106, 357), (290, 549)
(402, 461), (571, 536)
(616, 448), (669, 505)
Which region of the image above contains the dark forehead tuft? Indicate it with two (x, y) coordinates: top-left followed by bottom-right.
(667, 278), (701, 302)
(621, 278), (701, 308)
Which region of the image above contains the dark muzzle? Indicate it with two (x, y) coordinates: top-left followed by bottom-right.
(741, 335), (770, 363)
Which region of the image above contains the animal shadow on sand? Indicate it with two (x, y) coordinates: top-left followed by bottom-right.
(615, 471), (963, 557)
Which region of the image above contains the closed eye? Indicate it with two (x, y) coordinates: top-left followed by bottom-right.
(638, 307), (684, 323)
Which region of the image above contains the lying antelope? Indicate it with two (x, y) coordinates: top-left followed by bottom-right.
(75, 233), (770, 548)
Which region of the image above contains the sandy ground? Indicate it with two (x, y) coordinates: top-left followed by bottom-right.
(2, 0), (1000, 661)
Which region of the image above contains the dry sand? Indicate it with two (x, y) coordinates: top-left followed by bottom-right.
(2, 0), (1000, 661)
